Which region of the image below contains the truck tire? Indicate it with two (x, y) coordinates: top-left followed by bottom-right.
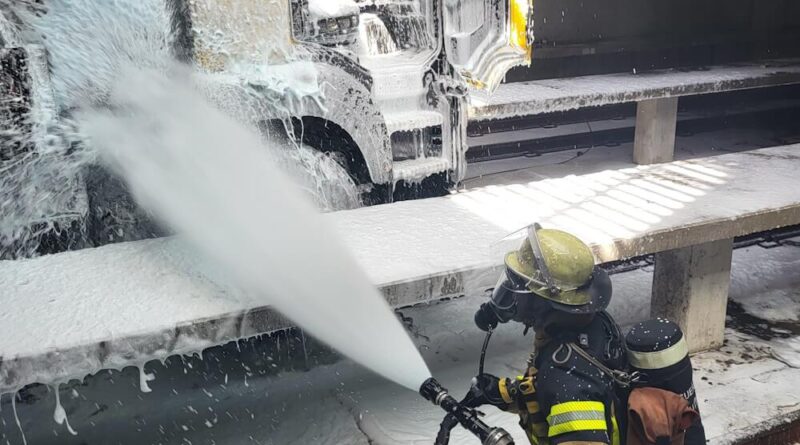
(289, 116), (392, 206)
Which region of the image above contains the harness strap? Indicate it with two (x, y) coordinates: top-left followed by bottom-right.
(554, 343), (641, 388)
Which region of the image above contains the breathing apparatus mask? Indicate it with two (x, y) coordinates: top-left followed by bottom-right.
(475, 272), (526, 331)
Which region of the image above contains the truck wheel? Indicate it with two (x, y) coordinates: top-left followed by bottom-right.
(284, 144), (363, 211)
(286, 117), (392, 207)
(261, 118), (382, 210)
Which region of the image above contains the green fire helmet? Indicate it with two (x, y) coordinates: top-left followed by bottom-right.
(504, 224), (612, 314)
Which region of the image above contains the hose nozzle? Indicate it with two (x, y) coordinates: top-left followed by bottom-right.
(420, 377), (448, 405)
(420, 378), (515, 445)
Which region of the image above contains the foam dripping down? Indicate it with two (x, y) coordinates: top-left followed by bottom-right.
(52, 385), (77, 435)
(80, 68), (431, 391)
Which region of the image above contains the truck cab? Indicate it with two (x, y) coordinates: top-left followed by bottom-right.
(170, 0), (532, 201)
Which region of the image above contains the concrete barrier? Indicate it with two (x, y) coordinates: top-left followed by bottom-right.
(1, 144), (799, 392)
(470, 59), (800, 166)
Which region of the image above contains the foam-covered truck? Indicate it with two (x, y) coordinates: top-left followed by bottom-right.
(169, 0), (533, 200)
(0, 0), (531, 256)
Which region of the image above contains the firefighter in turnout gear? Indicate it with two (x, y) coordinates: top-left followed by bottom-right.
(469, 225), (628, 445)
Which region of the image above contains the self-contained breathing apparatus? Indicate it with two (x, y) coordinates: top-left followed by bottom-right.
(420, 224), (705, 445)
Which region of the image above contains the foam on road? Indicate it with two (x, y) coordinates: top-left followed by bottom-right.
(5, 243), (800, 445)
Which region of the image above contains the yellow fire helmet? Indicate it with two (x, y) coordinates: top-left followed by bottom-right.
(504, 224), (612, 314)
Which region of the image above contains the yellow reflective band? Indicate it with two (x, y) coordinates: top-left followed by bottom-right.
(499, 378), (513, 404)
(549, 401), (605, 417)
(549, 410), (605, 426)
(628, 337), (689, 370)
(548, 419), (608, 437)
(547, 401), (607, 437)
(526, 401), (541, 413)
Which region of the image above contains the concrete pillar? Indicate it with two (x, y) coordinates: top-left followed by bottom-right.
(650, 238), (734, 353)
(633, 97), (679, 165)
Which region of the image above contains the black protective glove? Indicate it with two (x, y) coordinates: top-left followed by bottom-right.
(462, 373), (503, 408)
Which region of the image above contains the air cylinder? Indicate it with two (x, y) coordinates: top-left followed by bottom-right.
(625, 318), (706, 445)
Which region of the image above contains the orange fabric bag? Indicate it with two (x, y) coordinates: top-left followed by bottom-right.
(626, 387), (699, 445)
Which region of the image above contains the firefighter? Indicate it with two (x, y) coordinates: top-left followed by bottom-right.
(468, 225), (628, 445)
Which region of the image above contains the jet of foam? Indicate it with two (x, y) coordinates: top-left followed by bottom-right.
(20, 0), (171, 109)
(81, 68), (431, 390)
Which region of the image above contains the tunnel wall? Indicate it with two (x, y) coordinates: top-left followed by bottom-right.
(509, 0), (800, 80)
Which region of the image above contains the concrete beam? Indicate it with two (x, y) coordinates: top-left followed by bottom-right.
(633, 97), (679, 165)
(469, 58), (800, 121)
(651, 238), (734, 352)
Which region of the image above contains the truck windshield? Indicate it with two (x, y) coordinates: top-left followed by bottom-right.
(295, 0), (438, 59)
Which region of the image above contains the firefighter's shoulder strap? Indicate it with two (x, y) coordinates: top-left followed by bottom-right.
(552, 342), (640, 388)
